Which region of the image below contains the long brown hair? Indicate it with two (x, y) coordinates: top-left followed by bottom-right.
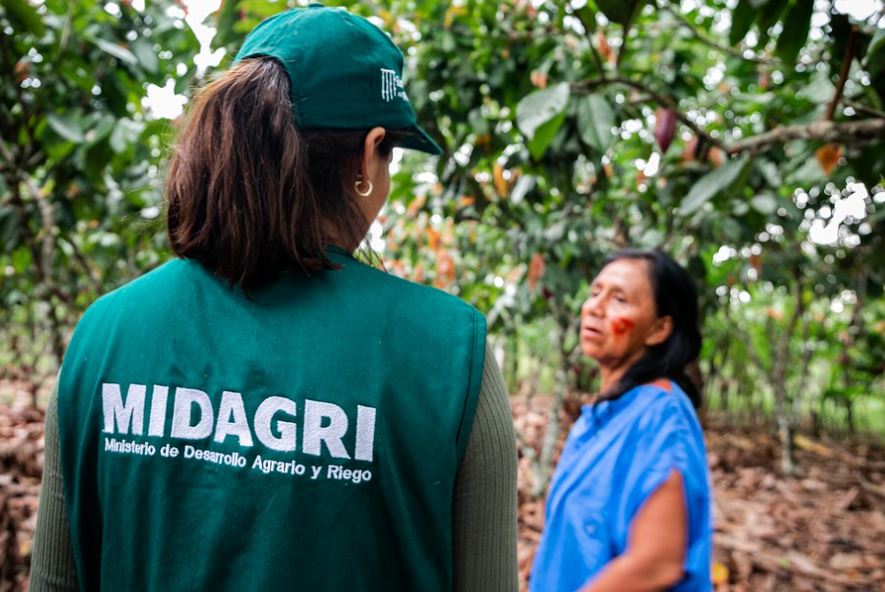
(166, 58), (399, 290)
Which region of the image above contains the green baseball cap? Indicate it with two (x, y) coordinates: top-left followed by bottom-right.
(233, 3), (442, 155)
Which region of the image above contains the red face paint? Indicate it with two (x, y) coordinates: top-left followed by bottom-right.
(610, 317), (634, 336)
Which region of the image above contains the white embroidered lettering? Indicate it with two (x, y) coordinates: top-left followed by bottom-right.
(254, 396), (297, 452)
(160, 443), (178, 458)
(170, 387), (213, 440)
(147, 385), (169, 437)
(184, 444), (246, 467)
(303, 400), (350, 459)
(103, 436), (155, 456)
(102, 383), (146, 435)
(380, 68), (408, 103)
(380, 68), (394, 101)
(354, 405), (376, 461)
(214, 391), (254, 447)
(251, 454), (305, 475)
(326, 464), (372, 484)
(97, 382), (377, 467)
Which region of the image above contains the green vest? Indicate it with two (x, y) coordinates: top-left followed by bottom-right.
(58, 249), (486, 591)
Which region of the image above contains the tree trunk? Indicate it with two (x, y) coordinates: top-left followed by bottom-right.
(777, 411), (796, 476)
(773, 360), (796, 475)
(773, 274), (805, 476)
(531, 316), (575, 499)
(845, 399), (856, 434)
(533, 361), (567, 499)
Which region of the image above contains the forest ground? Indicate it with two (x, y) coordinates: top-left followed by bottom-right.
(1, 379), (883, 591)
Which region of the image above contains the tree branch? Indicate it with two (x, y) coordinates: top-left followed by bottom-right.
(65, 237), (104, 295)
(7, 173), (65, 366)
(844, 99), (885, 120)
(661, 5), (777, 66)
(571, 77), (727, 150)
(568, 4), (606, 72)
(571, 76), (885, 157)
(616, 23), (631, 71)
(588, 34), (606, 73)
(726, 118), (885, 155)
(826, 25), (857, 121)
(0, 135), (15, 167)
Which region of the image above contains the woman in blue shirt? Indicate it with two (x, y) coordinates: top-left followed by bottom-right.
(531, 249), (713, 592)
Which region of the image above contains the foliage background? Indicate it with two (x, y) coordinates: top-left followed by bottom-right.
(1, 0), (884, 587)
(3, 0), (882, 457)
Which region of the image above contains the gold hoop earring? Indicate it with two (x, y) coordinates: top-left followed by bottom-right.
(354, 179), (373, 197)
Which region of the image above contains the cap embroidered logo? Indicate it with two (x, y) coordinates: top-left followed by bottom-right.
(380, 68), (409, 103)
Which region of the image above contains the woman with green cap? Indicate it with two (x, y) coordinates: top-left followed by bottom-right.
(30, 5), (517, 591)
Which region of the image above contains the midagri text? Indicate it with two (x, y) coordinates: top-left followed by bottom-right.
(100, 382), (376, 461)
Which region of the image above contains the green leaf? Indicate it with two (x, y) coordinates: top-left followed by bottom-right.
(11, 246), (31, 275)
(0, 204), (19, 252)
(679, 156), (751, 215)
(756, 158), (782, 187)
(214, 0), (241, 48)
(596, 0), (645, 27)
(750, 193), (779, 215)
(828, 14), (856, 81)
(467, 108), (490, 137)
(729, 0), (755, 46)
(577, 94), (615, 152)
(84, 140), (112, 178)
(774, 0), (813, 65)
(110, 118), (145, 153)
(511, 175), (535, 204)
(132, 38), (159, 74)
(84, 115), (116, 147)
(516, 82), (570, 140)
(787, 156), (825, 185)
(574, 5), (596, 34)
(47, 115), (85, 143)
(0, 0), (46, 36)
(865, 28), (885, 78)
(797, 70), (835, 103)
(95, 39), (139, 66)
(528, 111), (566, 160)
(756, 0), (789, 43)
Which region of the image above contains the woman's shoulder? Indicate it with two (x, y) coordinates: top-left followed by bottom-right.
(623, 380), (701, 436)
(633, 380), (695, 413)
(622, 378), (678, 406)
(342, 254), (484, 318)
(79, 259), (192, 319)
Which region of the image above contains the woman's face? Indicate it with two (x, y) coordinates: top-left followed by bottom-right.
(580, 258), (670, 367)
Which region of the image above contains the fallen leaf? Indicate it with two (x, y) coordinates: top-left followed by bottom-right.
(712, 560), (730, 584)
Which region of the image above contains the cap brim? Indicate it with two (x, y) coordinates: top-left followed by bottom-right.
(396, 126), (443, 155)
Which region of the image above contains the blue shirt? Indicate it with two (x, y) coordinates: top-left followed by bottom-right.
(530, 382), (713, 592)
